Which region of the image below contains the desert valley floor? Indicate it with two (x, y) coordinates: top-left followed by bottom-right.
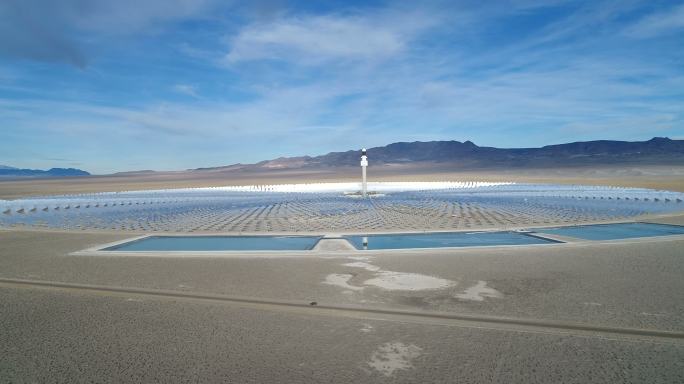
(1, 176), (683, 383)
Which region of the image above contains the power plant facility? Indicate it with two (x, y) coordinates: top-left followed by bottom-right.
(361, 148), (368, 197)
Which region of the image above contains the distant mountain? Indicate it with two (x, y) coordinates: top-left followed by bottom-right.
(195, 137), (684, 171)
(4, 138), (682, 179)
(0, 167), (90, 178)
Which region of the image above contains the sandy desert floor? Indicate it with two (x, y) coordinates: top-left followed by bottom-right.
(1, 213), (683, 382)
(1, 169), (684, 382)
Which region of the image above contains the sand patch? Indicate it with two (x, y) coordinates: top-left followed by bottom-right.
(455, 280), (502, 301)
(368, 342), (422, 377)
(323, 274), (364, 291)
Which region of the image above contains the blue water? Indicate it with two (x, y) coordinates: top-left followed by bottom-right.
(106, 235), (322, 251)
(535, 222), (684, 240)
(345, 231), (556, 250)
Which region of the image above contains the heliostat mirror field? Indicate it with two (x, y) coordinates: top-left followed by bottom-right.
(2, 183), (683, 233)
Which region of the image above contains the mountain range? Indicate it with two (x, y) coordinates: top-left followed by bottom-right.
(2, 137), (682, 178)
(0, 166), (90, 178)
(197, 137), (684, 171)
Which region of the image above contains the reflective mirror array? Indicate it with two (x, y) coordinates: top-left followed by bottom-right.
(1, 183), (683, 233)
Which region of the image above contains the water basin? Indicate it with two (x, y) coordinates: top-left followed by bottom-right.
(345, 231), (557, 250)
(534, 222), (684, 241)
(105, 235), (322, 251)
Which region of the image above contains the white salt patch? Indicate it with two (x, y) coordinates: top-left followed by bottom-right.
(363, 271), (454, 291)
(323, 274), (364, 291)
(328, 261), (453, 292)
(455, 280), (502, 301)
(583, 302), (602, 306)
(368, 342), (422, 377)
(348, 256), (372, 261)
(343, 262), (381, 272)
(360, 324), (374, 333)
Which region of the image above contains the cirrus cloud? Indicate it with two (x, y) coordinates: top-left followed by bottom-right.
(224, 10), (438, 65)
(625, 3), (684, 38)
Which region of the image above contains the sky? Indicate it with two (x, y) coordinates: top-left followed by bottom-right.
(1, 0), (683, 174)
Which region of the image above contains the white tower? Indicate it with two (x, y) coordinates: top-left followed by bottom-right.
(360, 148), (368, 197)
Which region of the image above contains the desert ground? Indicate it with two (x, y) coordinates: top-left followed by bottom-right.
(1, 164), (684, 199)
(1, 169), (684, 383)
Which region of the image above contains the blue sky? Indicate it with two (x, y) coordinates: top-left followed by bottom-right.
(1, 0), (683, 174)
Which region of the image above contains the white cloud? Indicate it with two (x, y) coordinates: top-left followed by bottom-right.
(625, 3), (684, 38)
(0, 81), (349, 139)
(172, 84), (199, 98)
(224, 12), (435, 64)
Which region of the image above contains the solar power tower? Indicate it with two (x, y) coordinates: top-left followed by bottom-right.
(360, 148), (368, 197)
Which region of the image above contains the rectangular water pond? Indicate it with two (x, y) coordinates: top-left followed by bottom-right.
(534, 222), (684, 241)
(345, 231), (556, 250)
(105, 235), (322, 251)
